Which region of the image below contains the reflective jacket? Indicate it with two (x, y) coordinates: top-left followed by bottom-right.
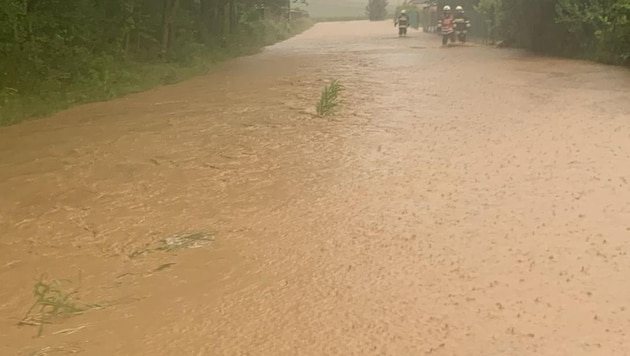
(396, 14), (410, 28)
(438, 14), (454, 34)
(454, 12), (471, 31)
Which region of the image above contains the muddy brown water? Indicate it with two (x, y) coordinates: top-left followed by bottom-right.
(1, 21), (630, 355)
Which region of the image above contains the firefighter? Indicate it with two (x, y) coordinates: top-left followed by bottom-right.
(438, 5), (455, 46)
(453, 5), (471, 43)
(395, 9), (410, 37)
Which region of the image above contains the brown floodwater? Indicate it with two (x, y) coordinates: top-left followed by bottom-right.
(1, 20), (630, 355)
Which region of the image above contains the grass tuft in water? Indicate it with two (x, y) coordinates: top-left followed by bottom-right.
(316, 79), (344, 118)
(155, 232), (213, 252)
(20, 277), (103, 337)
(129, 231), (214, 258)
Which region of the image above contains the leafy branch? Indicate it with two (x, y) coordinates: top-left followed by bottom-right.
(316, 79), (343, 118)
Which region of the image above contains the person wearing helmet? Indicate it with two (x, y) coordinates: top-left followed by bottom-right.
(438, 5), (455, 46)
(395, 9), (410, 37)
(453, 5), (471, 43)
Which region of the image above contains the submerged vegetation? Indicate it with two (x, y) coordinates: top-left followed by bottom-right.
(128, 231), (215, 258)
(21, 277), (103, 337)
(316, 79), (344, 118)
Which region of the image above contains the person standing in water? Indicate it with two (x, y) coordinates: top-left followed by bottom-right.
(438, 5), (455, 46)
(453, 5), (471, 43)
(395, 9), (410, 37)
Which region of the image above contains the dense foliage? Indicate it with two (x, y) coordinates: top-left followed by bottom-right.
(0, 0), (311, 125)
(366, 0), (389, 20)
(1, 0), (628, 125)
(475, 0), (630, 64)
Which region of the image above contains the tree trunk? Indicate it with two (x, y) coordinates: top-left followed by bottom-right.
(161, 0), (170, 56)
(161, 0), (180, 57)
(200, 0), (210, 44)
(217, 0), (227, 36)
(168, 0), (180, 52)
(229, 0), (237, 34)
(124, 0), (135, 56)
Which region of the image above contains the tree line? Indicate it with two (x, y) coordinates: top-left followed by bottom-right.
(375, 0), (628, 65)
(0, 0), (627, 124)
(474, 0), (629, 65)
(0, 1), (307, 103)
(1, 0), (626, 98)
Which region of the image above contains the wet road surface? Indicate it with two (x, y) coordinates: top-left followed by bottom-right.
(1, 21), (630, 355)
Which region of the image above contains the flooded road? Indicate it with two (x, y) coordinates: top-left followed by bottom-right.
(2, 21), (630, 355)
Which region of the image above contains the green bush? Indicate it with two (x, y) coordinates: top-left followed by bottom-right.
(474, 0), (630, 65)
(0, 0), (314, 127)
(556, 0), (630, 64)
